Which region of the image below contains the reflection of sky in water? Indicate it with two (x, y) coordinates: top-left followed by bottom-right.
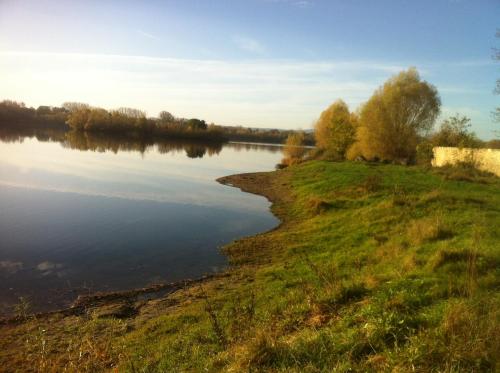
(0, 138), (282, 211)
(0, 137), (282, 314)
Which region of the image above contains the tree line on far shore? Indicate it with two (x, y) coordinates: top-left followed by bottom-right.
(283, 67), (499, 167)
(0, 100), (315, 144)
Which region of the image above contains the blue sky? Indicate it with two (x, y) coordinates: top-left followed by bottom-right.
(0, 0), (498, 138)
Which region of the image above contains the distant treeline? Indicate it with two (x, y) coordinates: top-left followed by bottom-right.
(0, 100), (68, 130)
(0, 100), (308, 144)
(221, 126), (315, 145)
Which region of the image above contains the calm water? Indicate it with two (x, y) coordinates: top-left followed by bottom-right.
(0, 131), (282, 315)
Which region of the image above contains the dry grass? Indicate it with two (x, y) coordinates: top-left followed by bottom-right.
(407, 216), (452, 245)
(439, 300), (500, 370)
(307, 197), (332, 215)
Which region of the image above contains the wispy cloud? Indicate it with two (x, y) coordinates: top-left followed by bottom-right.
(232, 36), (265, 54)
(136, 29), (159, 41)
(295, 1), (313, 8)
(0, 51), (494, 136)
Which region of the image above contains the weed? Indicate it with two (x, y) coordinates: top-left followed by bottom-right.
(391, 184), (411, 206)
(13, 296), (32, 320)
(199, 285), (227, 347)
(360, 174), (382, 193)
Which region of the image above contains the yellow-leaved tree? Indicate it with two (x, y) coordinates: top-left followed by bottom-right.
(314, 99), (357, 160)
(348, 68), (441, 163)
(282, 131), (307, 166)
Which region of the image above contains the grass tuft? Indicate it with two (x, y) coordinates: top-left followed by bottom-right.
(407, 216), (452, 245)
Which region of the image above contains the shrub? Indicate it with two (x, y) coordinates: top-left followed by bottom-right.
(281, 131), (307, 166)
(431, 114), (481, 148)
(435, 162), (496, 183)
(314, 100), (357, 160)
(416, 140), (434, 166)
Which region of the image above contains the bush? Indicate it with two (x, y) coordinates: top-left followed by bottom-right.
(431, 114), (481, 148)
(314, 100), (357, 160)
(416, 141), (434, 166)
(281, 131), (307, 166)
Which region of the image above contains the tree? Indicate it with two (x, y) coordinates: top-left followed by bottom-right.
(282, 131), (307, 166)
(432, 114), (481, 148)
(158, 111), (175, 123)
(66, 107), (91, 130)
(314, 99), (357, 159)
(62, 102), (90, 112)
(116, 107), (146, 119)
(186, 118), (207, 131)
(349, 67), (441, 162)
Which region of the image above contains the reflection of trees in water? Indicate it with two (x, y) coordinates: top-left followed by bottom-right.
(63, 131), (152, 154)
(0, 128), (224, 159)
(226, 141), (283, 154)
(0, 128), (66, 144)
(63, 131), (224, 158)
(0, 128), (285, 159)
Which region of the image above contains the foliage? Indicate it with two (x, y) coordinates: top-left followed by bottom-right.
(314, 99), (357, 160)
(415, 140), (435, 166)
(348, 68), (441, 162)
(0, 100), (68, 130)
(485, 139), (500, 149)
(432, 114), (481, 148)
(281, 131), (307, 166)
(221, 125), (315, 145)
(62, 105), (227, 141)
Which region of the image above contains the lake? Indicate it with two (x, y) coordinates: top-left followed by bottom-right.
(0, 130), (282, 315)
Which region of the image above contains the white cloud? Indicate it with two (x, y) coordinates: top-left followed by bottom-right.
(232, 36), (265, 54)
(136, 29), (159, 41)
(0, 51), (493, 135)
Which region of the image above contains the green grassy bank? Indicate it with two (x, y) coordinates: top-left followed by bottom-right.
(1, 161), (499, 372)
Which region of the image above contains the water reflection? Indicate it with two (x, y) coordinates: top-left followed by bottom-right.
(0, 128), (282, 315)
(0, 128), (282, 158)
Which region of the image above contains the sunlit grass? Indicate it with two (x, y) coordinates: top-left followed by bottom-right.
(1, 160), (499, 371)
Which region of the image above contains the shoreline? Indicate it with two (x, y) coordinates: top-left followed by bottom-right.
(0, 170), (286, 325)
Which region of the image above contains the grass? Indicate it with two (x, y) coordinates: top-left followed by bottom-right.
(1, 161), (499, 372)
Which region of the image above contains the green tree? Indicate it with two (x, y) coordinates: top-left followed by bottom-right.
(314, 99), (356, 160)
(432, 114), (481, 148)
(350, 67), (441, 162)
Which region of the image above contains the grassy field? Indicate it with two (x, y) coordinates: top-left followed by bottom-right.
(1, 161), (499, 372)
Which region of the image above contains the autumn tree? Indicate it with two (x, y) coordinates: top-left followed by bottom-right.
(282, 131), (307, 166)
(314, 99), (357, 160)
(349, 68), (441, 162)
(62, 102), (90, 112)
